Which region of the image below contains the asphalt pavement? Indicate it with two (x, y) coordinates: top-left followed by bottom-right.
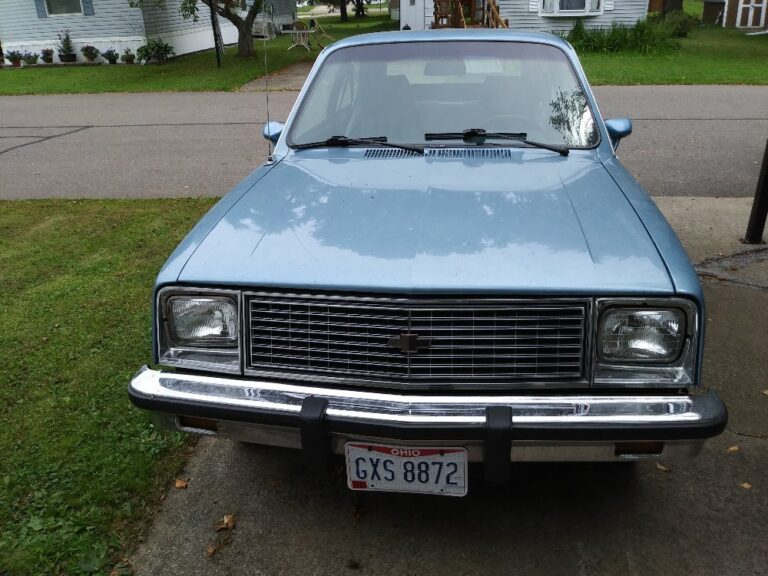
(1, 84), (766, 199)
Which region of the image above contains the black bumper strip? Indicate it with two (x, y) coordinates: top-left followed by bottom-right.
(299, 396), (330, 473)
(484, 406), (513, 483)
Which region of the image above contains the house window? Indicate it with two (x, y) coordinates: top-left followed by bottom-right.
(541, 0), (602, 16)
(45, 0), (83, 15)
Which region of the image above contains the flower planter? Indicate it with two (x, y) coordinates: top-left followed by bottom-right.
(11, 60), (22, 68)
(107, 59), (119, 65)
(42, 56), (54, 64)
(123, 56), (136, 64)
(59, 53), (77, 63)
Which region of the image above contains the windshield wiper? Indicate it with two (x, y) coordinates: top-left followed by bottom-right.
(424, 128), (569, 156)
(291, 135), (424, 155)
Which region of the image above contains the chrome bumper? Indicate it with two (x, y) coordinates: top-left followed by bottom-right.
(129, 366), (726, 462)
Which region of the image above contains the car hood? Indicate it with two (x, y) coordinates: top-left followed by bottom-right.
(177, 151), (673, 295)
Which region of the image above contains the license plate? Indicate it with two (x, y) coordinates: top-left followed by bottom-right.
(345, 442), (468, 497)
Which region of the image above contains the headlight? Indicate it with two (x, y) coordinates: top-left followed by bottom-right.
(593, 299), (698, 388)
(157, 289), (240, 373)
(599, 309), (684, 362)
(168, 297), (238, 347)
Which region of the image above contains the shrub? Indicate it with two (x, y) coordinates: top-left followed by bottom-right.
(6, 50), (23, 63)
(563, 18), (680, 54)
(80, 45), (100, 60)
(651, 10), (697, 37)
(136, 38), (175, 63)
(56, 29), (74, 55)
(121, 48), (136, 63)
(102, 48), (119, 62)
(22, 51), (39, 65)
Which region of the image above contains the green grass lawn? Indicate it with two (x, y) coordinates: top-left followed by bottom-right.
(0, 14), (397, 95)
(581, 26), (768, 85)
(683, 0), (705, 17)
(0, 199), (215, 575)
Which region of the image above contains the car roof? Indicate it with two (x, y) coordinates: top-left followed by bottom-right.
(328, 29), (574, 53)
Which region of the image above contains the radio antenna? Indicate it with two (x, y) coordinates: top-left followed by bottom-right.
(263, 5), (273, 159)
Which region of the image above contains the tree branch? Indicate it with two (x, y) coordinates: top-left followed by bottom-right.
(246, 0), (263, 23)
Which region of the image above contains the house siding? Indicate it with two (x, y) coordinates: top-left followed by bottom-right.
(499, 0), (648, 32)
(0, 0), (146, 44)
(141, 0), (241, 54)
(262, 0), (297, 24)
(402, 0), (647, 30)
(142, 0), (216, 36)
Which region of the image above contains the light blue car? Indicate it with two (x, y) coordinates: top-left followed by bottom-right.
(129, 30), (726, 496)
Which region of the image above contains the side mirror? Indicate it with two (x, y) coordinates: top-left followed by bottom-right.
(262, 121), (285, 144)
(604, 118), (632, 150)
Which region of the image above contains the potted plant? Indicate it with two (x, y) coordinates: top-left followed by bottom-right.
(102, 48), (119, 65)
(6, 50), (23, 68)
(22, 51), (39, 65)
(41, 48), (54, 64)
(57, 29), (76, 63)
(121, 48), (136, 64)
(136, 38), (175, 64)
(80, 45), (100, 63)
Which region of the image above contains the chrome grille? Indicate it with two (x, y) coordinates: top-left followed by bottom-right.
(246, 293), (589, 388)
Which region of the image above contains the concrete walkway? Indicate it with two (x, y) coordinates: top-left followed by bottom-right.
(240, 62), (313, 92)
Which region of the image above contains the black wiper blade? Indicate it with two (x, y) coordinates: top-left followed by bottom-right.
(424, 128), (569, 156)
(291, 135), (423, 155)
(291, 135), (386, 149)
(425, 129), (527, 141)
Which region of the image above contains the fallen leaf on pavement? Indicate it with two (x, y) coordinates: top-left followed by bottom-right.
(206, 545), (217, 557)
(740, 482), (753, 490)
(215, 513), (236, 531)
(727, 445), (740, 453)
(656, 463), (670, 473)
(762, 389), (768, 397)
(174, 479), (188, 489)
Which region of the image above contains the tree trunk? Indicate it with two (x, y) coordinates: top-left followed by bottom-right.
(339, 0), (348, 21)
(661, 0), (683, 14)
(236, 18), (255, 57)
(354, 0), (366, 17)
(199, 0), (259, 58)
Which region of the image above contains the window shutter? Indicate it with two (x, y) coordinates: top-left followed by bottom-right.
(82, 0), (95, 15)
(529, 0), (538, 11)
(34, 0), (48, 18)
(604, 0), (614, 9)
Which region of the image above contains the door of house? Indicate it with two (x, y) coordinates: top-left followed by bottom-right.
(736, 0), (766, 27)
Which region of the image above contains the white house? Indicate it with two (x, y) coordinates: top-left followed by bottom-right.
(398, 0), (645, 32)
(0, 0), (297, 63)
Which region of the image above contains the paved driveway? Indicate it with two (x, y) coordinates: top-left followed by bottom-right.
(129, 200), (768, 575)
(1, 85), (766, 199)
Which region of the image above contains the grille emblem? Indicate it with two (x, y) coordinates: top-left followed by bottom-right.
(387, 333), (432, 355)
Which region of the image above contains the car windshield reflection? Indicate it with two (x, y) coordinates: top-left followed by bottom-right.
(288, 41), (598, 149)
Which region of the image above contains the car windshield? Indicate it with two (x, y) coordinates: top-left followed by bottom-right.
(288, 40), (599, 149)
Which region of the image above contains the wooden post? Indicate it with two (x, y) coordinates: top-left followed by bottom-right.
(744, 138), (768, 244)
